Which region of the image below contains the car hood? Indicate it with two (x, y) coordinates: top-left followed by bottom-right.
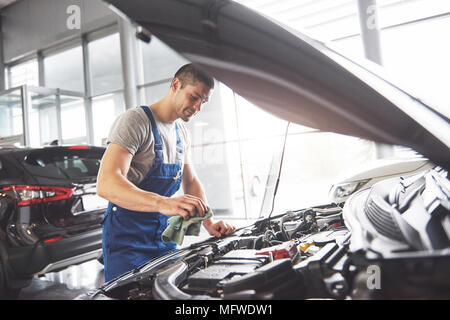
(105, 0), (450, 170)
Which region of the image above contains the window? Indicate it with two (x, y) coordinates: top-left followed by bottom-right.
(178, 81), (377, 220)
(22, 149), (104, 180)
(330, 35), (364, 60)
(274, 131), (375, 214)
(233, 94), (321, 219)
(88, 33), (123, 96)
(91, 93), (125, 146)
(0, 89), (23, 138)
(172, 84), (245, 217)
(60, 96), (86, 143)
(143, 82), (171, 105)
(190, 141), (246, 217)
(8, 59), (39, 88)
(377, 0), (450, 29)
(28, 92), (58, 146)
(54, 157), (99, 179)
(139, 36), (188, 84)
(233, 0), (361, 41)
(380, 16), (450, 115)
(44, 46), (84, 92)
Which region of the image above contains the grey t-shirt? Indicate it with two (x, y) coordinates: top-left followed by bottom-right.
(107, 107), (192, 186)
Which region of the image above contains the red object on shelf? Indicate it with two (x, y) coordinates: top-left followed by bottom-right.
(256, 241), (298, 260)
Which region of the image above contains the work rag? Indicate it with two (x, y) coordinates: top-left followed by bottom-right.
(161, 207), (213, 245)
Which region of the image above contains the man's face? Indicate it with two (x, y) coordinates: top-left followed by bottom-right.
(172, 79), (211, 122)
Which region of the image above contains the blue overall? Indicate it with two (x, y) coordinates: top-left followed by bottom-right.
(101, 106), (183, 282)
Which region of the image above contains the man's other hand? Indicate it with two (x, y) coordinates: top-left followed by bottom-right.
(204, 220), (235, 238)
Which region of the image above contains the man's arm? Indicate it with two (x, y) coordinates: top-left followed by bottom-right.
(182, 162), (235, 237)
(181, 163), (208, 213)
(97, 143), (206, 219)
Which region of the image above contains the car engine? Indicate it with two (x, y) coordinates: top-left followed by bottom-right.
(82, 167), (450, 300)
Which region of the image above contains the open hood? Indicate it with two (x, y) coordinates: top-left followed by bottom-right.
(105, 0), (450, 170)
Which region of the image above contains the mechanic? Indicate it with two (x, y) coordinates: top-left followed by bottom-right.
(97, 63), (235, 282)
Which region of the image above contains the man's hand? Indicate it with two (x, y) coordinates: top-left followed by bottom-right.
(157, 194), (207, 220)
(203, 219), (235, 238)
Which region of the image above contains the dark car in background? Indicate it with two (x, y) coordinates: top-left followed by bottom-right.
(0, 145), (107, 298)
(75, 0), (449, 300)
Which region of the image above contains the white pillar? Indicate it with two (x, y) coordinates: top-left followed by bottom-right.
(357, 0), (393, 158)
(357, 0), (383, 65)
(118, 17), (139, 109)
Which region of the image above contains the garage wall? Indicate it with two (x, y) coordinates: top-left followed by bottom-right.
(1, 0), (117, 63)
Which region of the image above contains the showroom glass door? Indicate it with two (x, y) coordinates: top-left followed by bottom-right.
(0, 85), (87, 147)
(27, 87), (87, 146)
(60, 95), (87, 145)
(27, 88), (59, 146)
(0, 88), (24, 146)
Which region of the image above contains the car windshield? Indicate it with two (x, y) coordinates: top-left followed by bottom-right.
(260, 124), (425, 218)
(185, 84), (428, 223)
(20, 148), (103, 181)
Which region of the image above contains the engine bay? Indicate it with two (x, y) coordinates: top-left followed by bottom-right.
(91, 203), (357, 300)
(84, 168), (450, 300)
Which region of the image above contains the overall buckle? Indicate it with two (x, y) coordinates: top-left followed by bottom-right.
(173, 170), (182, 181)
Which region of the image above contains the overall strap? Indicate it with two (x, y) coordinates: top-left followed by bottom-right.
(140, 106), (163, 162)
(174, 122), (183, 148)
(174, 122), (184, 166)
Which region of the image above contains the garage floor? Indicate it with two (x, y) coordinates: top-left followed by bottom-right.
(17, 259), (104, 300)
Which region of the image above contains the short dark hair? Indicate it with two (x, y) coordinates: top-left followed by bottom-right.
(174, 63), (215, 90)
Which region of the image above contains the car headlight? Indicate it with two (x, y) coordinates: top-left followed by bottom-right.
(329, 179), (370, 202)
